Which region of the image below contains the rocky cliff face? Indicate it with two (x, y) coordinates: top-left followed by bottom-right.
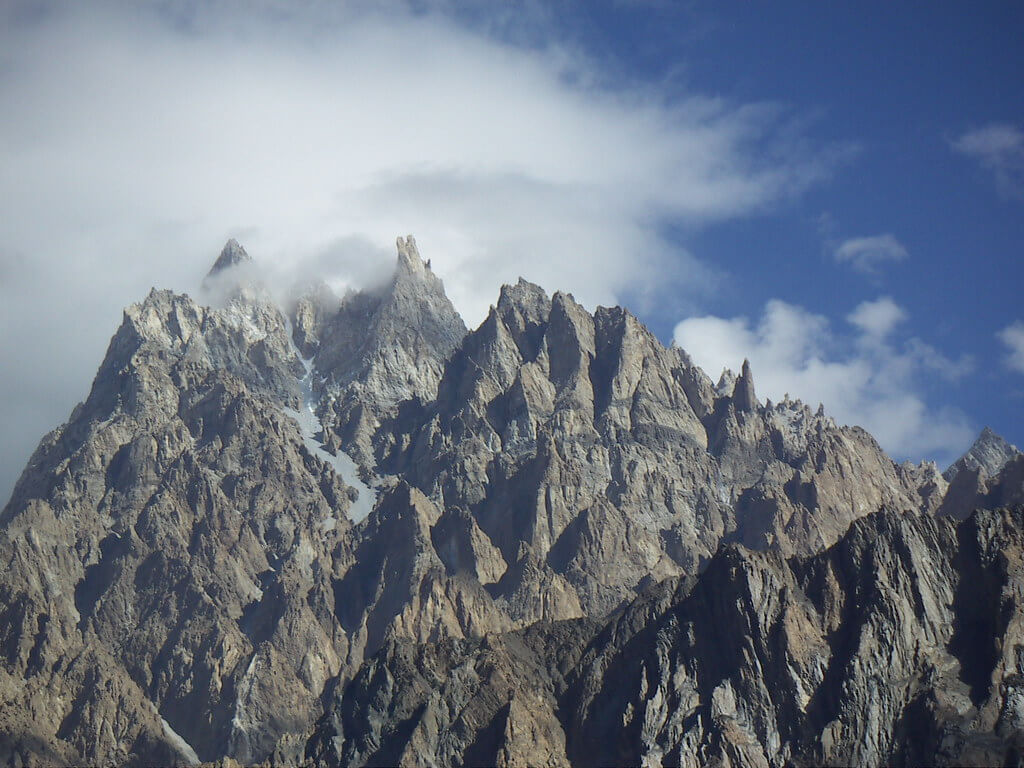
(0, 282), (355, 766)
(368, 279), (944, 621)
(0, 237), (1019, 767)
(308, 505), (1024, 767)
(294, 235), (467, 466)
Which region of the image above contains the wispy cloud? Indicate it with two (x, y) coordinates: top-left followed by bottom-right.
(833, 234), (909, 274)
(952, 123), (1024, 199)
(0, 1), (845, 505)
(999, 321), (1024, 374)
(673, 297), (974, 463)
(846, 295), (906, 338)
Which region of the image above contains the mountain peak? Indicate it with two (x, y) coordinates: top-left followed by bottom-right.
(207, 238), (251, 277)
(298, 235), (467, 461)
(944, 425), (1021, 481)
(732, 358), (759, 412)
(979, 425), (1003, 443)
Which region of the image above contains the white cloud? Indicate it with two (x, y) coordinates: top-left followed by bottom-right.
(0, 1), (843, 505)
(999, 321), (1024, 374)
(673, 298), (974, 462)
(952, 123), (1024, 198)
(846, 296), (906, 338)
(834, 234), (909, 274)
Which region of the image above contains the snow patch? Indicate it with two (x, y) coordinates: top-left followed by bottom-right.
(282, 320), (378, 523)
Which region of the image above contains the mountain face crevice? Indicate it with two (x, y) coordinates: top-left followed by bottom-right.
(0, 236), (1019, 767)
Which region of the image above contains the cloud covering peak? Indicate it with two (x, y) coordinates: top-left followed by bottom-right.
(0, 0), (848, 505)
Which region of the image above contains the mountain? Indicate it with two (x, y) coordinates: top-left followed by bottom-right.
(944, 426), (1021, 483)
(307, 505), (1024, 767)
(207, 238), (253, 277)
(0, 237), (1018, 767)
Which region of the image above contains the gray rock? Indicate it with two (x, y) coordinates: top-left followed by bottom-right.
(310, 506), (1024, 768)
(0, 234), (1019, 766)
(732, 358), (758, 413)
(944, 426), (1021, 482)
(371, 278), (940, 622)
(207, 238), (252, 277)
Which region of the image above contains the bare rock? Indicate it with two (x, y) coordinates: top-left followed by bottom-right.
(310, 506), (1024, 767)
(945, 426), (1021, 482)
(1, 234), (1018, 767)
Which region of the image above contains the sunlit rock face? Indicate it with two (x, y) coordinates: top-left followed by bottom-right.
(943, 425), (1020, 484)
(0, 237), (1019, 766)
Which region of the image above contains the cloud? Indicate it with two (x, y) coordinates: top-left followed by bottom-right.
(673, 297), (974, 463)
(0, 1), (844, 505)
(952, 123), (1024, 198)
(999, 321), (1024, 374)
(846, 295), (906, 338)
(833, 234), (909, 274)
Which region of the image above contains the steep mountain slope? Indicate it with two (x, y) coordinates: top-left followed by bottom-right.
(0, 281), (353, 765)
(309, 505), (1024, 768)
(294, 235), (467, 466)
(365, 279), (946, 620)
(0, 236), (1017, 767)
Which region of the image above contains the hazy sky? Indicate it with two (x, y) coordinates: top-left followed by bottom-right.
(2, 1), (1023, 505)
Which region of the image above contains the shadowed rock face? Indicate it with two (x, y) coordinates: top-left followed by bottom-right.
(0, 237), (1018, 767)
(308, 506), (1024, 768)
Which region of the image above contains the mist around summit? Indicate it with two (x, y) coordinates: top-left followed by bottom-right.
(5, 1), (1017, 508)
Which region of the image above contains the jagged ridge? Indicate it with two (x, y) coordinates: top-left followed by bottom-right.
(0, 236), (1017, 767)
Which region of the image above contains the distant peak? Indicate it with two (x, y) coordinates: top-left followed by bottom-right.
(944, 425), (1021, 482)
(971, 426), (1016, 454)
(978, 426), (1002, 443)
(207, 238), (252, 277)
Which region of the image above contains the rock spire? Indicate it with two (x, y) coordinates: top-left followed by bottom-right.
(206, 238), (252, 277)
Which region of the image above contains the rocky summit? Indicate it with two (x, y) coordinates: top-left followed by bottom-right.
(0, 237), (1021, 767)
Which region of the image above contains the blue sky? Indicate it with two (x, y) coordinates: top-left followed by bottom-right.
(1, 1), (1022, 503)
(478, 0), (1024, 461)
(646, 2), (1024, 459)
